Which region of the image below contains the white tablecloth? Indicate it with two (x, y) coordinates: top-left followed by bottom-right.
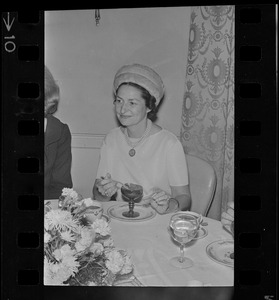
(45, 200), (234, 287)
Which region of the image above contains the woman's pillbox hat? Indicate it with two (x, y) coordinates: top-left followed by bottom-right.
(113, 63), (165, 106)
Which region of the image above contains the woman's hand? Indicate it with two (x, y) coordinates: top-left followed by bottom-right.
(96, 173), (122, 198)
(221, 201), (234, 233)
(149, 188), (171, 214)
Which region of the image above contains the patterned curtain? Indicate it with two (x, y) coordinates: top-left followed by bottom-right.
(180, 6), (234, 220)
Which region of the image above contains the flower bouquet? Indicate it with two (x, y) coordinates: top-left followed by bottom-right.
(44, 188), (133, 286)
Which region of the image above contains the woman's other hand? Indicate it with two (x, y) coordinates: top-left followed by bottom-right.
(149, 188), (170, 214)
(96, 173), (122, 198)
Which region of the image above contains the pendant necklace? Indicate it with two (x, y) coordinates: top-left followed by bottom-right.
(124, 119), (152, 157)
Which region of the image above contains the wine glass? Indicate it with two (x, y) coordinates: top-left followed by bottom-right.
(121, 183), (143, 218)
(168, 212), (199, 268)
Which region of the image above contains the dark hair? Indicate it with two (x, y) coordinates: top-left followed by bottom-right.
(116, 82), (157, 121)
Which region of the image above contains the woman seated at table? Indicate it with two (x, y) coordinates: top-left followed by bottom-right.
(93, 63), (191, 214)
(44, 66), (73, 199)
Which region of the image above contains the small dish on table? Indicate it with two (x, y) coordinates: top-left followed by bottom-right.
(206, 239), (234, 267)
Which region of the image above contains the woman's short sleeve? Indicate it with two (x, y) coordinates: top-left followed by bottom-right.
(166, 140), (189, 186)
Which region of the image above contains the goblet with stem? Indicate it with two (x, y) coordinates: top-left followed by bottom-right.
(121, 183), (143, 218)
(168, 212), (199, 268)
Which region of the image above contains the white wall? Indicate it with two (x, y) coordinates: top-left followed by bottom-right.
(45, 8), (191, 197)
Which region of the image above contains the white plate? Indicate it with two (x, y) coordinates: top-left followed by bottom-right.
(101, 214), (110, 223)
(206, 240), (234, 267)
(192, 226), (208, 240)
(107, 203), (156, 222)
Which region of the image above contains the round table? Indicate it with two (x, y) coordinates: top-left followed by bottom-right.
(45, 200), (234, 286)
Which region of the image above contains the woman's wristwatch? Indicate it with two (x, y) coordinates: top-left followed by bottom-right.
(167, 198), (179, 212)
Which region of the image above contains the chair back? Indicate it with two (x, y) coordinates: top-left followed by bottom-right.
(186, 154), (217, 216)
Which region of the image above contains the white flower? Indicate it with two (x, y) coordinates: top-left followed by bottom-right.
(53, 248), (63, 261)
(62, 188), (74, 197)
(44, 258), (67, 285)
(75, 241), (86, 252)
(61, 254), (80, 271)
(102, 237), (114, 248)
(44, 190), (134, 286)
(75, 227), (95, 252)
(80, 227), (95, 245)
(92, 219), (111, 236)
(62, 188), (79, 201)
(89, 242), (104, 256)
(75, 224), (85, 235)
(45, 210), (79, 232)
(44, 253), (80, 286)
(120, 254), (133, 275)
(82, 198), (94, 207)
(53, 244), (76, 262)
(105, 250), (125, 274)
(60, 244), (76, 257)
(69, 190), (79, 200)
(60, 230), (76, 243)
(44, 232), (51, 243)
(56, 261), (78, 283)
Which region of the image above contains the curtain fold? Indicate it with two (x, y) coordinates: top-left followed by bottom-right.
(180, 6), (235, 220)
